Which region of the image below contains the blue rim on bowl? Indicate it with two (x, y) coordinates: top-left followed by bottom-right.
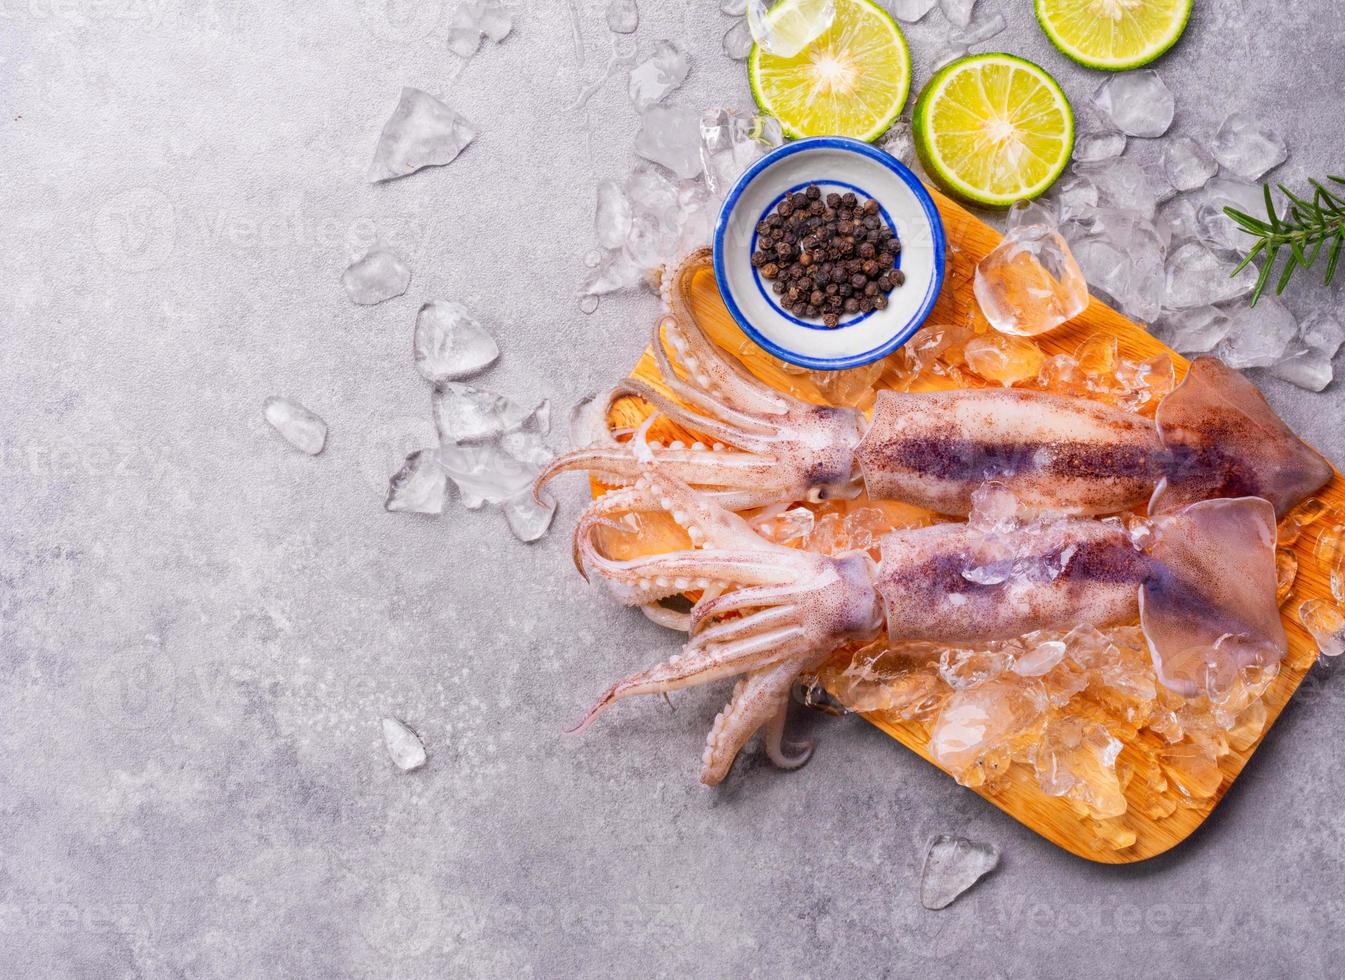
(712, 136), (946, 371)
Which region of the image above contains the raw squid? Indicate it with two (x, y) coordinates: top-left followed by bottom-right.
(537, 248), (1330, 520)
(568, 427), (1286, 785)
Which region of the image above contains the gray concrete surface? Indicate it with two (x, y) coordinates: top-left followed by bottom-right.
(3, 1), (1344, 977)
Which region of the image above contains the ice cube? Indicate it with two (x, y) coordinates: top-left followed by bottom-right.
(1056, 175), (1098, 223)
(413, 301), (499, 384)
(1093, 210), (1166, 322)
(1209, 111), (1288, 180)
(1194, 177), (1266, 252)
(1032, 717), (1126, 820)
(1216, 296), (1297, 368)
(1163, 242), (1258, 309)
(1163, 136), (1217, 192)
(634, 105), (704, 180)
(1203, 176), (1267, 217)
(920, 835), (999, 910)
(342, 247), (411, 305)
(605, 0), (639, 34)
(974, 222), (1088, 336)
(1143, 161), (1177, 207)
(628, 40), (692, 113)
(594, 180), (633, 249)
(950, 11), (1005, 47)
(752, 506), (816, 544)
(381, 717), (427, 771)
(1074, 128), (1126, 163)
(878, 117), (916, 168)
(721, 0), (748, 13)
(1269, 345), (1334, 392)
(1091, 70), (1174, 138)
(624, 214), (677, 269)
(723, 18), (754, 61)
(502, 488), (557, 542)
(939, 0), (977, 28)
(447, 0), (514, 59)
(367, 87), (478, 183)
(1302, 310), (1345, 357)
(1155, 196), (1201, 248)
(747, 0), (835, 57)
(625, 163), (680, 220)
(1299, 599), (1345, 657)
(433, 383), (542, 444)
(699, 108), (784, 196)
(263, 397), (327, 455)
(568, 393), (605, 448)
(385, 449), (448, 514)
(1012, 639), (1066, 678)
(963, 334), (1045, 386)
(579, 249), (645, 297)
(438, 443), (525, 508)
(888, 0), (936, 21)
(1160, 306), (1230, 354)
(1008, 198), (1058, 232)
(1072, 159), (1157, 219)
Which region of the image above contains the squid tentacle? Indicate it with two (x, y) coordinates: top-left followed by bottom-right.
(763, 699), (815, 771)
(661, 248), (793, 419)
(651, 316), (779, 435)
(700, 657), (809, 786)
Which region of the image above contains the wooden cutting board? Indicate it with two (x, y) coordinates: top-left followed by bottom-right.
(604, 185), (1343, 864)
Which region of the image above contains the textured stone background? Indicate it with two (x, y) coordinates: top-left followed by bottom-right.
(4, 1), (1344, 977)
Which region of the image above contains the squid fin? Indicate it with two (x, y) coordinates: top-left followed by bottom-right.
(1139, 496), (1287, 698)
(1151, 357), (1333, 518)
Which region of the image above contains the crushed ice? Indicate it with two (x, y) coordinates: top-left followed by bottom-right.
(385, 449), (448, 514)
(628, 40), (692, 113)
(413, 302), (500, 384)
(446, 0), (514, 59)
(920, 835), (999, 910)
(264, 397), (327, 456)
(342, 247), (411, 305)
(368, 88), (478, 184)
(1092, 70), (1174, 138)
(381, 717), (428, 772)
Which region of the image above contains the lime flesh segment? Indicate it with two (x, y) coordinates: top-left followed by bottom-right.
(749, 0), (912, 142)
(1035, 0), (1192, 71)
(914, 53), (1074, 208)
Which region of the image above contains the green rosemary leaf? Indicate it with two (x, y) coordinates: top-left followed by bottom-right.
(1264, 185), (1281, 230)
(1327, 236), (1344, 286)
(1250, 245), (1278, 304)
(1307, 235), (1325, 269)
(1224, 207), (1271, 234)
(1276, 251), (1299, 294)
(1231, 175), (1345, 303)
(1232, 239), (1266, 275)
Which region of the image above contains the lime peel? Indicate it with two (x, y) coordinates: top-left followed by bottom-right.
(913, 53), (1075, 209)
(1034, 0), (1193, 71)
(749, 0), (912, 143)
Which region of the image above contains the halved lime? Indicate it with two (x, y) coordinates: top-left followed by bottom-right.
(1035, 0), (1192, 71)
(749, 0), (912, 142)
(913, 53), (1074, 209)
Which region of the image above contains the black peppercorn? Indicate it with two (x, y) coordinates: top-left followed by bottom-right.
(751, 183), (906, 328)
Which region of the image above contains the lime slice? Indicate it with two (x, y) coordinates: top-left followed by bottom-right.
(1035, 0), (1192, 71)
(913, 53), (1074, 208)
(749, 0), (912, 142)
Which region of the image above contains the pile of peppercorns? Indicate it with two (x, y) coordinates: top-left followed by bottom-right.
(751, 184), (905, 328)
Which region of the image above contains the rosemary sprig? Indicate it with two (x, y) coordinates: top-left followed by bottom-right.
(1225, 175), (1345, 305)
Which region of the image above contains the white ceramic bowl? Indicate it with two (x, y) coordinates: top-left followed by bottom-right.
(713, 137), (946, 370)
